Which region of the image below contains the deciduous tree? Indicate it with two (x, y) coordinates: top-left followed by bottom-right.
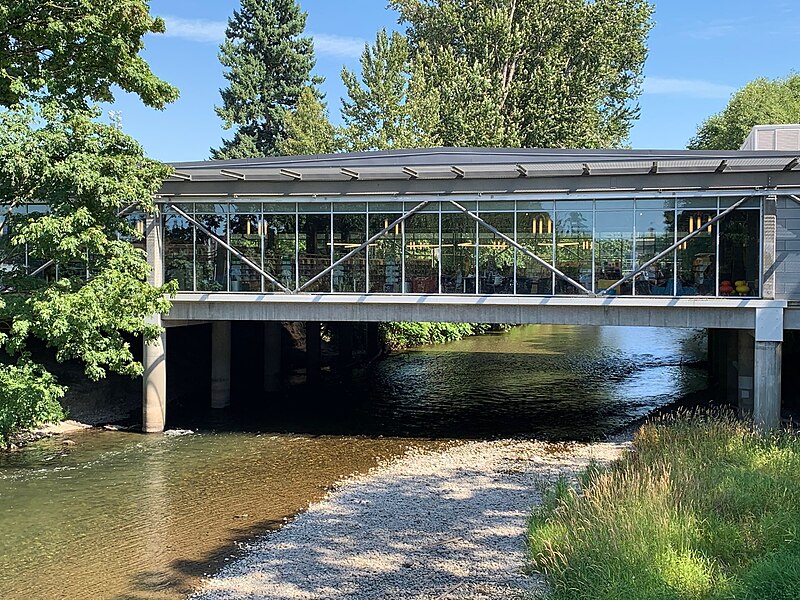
(689, 75), (800, 150)
(213, 0), (319, 159)
(277, 86), (338, 155)
(0, 1), (177, 444)
(389, 0), (654, 148)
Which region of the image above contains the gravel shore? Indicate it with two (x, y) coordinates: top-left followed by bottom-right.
(191, 439), (628, 600)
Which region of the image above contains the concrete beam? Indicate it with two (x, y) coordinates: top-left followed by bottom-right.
(166, 294), (786, 330)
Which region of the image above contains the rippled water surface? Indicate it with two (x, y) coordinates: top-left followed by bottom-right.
(0, 325), (707, 599)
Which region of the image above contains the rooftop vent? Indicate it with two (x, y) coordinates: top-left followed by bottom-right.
(741, 124), (800, 151)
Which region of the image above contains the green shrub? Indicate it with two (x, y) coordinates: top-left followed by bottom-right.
(0, 357), (65, 445)
(529, 411), (800, 600)
(379, 322), (491, 350)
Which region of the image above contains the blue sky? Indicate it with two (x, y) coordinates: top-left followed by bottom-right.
(110, 0), (800, 162)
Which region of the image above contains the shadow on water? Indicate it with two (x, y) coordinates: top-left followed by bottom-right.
(0, 325), (709, 600)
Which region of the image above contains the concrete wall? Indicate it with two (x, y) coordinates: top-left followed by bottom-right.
(775, 197), (800, 300)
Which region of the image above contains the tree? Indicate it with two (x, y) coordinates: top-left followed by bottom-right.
(689, 75), (800, 150)
(277, 86), (338, 155)
(0, 0), (178, 109)
(389, 0), (654, 148)
(213, 0), (319, 159)
(0, 3), (177, 444)
(340, 29), (440, 151)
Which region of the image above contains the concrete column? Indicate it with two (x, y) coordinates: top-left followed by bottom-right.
(737, 330), (755, 417)
(143, 317), (167, 433)
(753, 306), (784, 429)
(264, 321), (282, 393)
(336, 322), (354, 372)
(725, 329), (738, 405)
(143, 213), (166, 433)
(306, 322), (321, 385)
(211, 321), (231, 409)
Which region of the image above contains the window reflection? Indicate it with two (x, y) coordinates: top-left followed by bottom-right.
(152, 197), (763, 299)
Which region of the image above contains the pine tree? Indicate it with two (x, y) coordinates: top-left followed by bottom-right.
(212, 0), (318, 159)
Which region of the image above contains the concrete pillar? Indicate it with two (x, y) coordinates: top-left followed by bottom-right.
(143, 318), (167, 433)
(336, 322), (354, 372)
(753, 306), (784, 429)
(264, 321), (282, 393)
(725, 329), (738, 405)
(211, 321), (231, 409)
(306, 322), (321, 385)
(143, 213), (166, 433)
(737, 330), (755, 417)
(366, 322), (381, 359)
(754, 341), (782, 429)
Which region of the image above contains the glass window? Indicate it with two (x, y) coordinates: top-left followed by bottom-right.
(557, 208), (594, 294)
(229, 212), (263, 292)
(298, 213), (331, 292)
(634, 209), (675, 296)
(478, 213), (514, 294)
(333, 214), (367, 293)
(404, 213), (439, 293)
(441, 213), (476, 293)
(719, 209), (760, 297)
(676, 209), (715, 296)
(264, 214), (296, 291)
(368, 213), (402, 293)
(195, 212), (229, 291)
(164, 213), (193, 290)
(515, 211), (554, 294)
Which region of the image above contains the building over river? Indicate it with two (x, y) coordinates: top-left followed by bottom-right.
(11, 129), (800, 432)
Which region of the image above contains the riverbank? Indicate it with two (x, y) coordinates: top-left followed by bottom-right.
(191, 438), (628, 600)
(528, 413), (800, 599)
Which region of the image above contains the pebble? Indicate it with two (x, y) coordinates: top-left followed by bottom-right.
(191, 439), (627, 600)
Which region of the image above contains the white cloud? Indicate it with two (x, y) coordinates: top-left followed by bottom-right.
(643, 77), (736, 100)
(684, 17), (751, 40)
(310, 32), (367, 59)
(160, 15), (226, 44)
(157, 16), (365, 59)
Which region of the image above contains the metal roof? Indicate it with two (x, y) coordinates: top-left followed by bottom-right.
(165, 147), (800, 185)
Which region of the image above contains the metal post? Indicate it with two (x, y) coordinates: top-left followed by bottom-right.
(762, 195), (777, 299)
(211, 321), (231, 409)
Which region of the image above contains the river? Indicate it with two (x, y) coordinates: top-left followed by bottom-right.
(0, 325), (707, 600)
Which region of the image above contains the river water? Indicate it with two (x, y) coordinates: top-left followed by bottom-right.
(0, 325), (707, 600)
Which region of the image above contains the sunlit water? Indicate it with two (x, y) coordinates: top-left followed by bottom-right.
(0, 325), (707, 600)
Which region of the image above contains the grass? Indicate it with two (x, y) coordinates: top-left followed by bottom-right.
(528, 411), (800, 600)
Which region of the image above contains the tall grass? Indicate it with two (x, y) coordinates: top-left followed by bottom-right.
(528, 411), (800, 599)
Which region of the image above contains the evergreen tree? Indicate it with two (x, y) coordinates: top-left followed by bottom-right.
(212, 0), (318, 159)
(277, 86), (338, 155)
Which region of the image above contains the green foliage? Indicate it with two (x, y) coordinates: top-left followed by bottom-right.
(213, 0), (319, 159)
(277, 86), (338, 156)
(0, 357), (65, 445)
(0, 106), (176, 441)
(689, 75), (800, 150)
(379, 322), (491, 350)
(340, 29), (440, 151)
(528, 412), (800, 599)
(387, 0), (654, 148)
(0, 0), (178, 109)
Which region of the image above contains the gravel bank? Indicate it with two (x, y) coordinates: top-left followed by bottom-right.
(191, 439), (628, 600)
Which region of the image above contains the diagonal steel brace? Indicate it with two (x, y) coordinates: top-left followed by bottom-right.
(167, 203), (293, 294)
(447, 200), (594, 295)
